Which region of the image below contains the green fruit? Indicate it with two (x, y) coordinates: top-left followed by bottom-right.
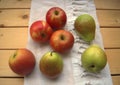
(39, 51), (63, 78)
(81, 44), (107, 73)
(74, 14), (96, 42)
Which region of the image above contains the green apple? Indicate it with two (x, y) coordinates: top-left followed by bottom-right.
(81, 44), (107, 73)
(39, 51), (63, 78)
(74, 14), (96, 42)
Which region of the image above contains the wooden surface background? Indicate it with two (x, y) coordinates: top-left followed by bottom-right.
(0, 0), (120, 85)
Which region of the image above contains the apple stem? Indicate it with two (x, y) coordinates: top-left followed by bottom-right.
(55, 10), (59, 15)
(40, 33), (46, 38)
(60, 35), (65, 40)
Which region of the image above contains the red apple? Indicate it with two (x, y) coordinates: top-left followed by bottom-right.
(9, 48), (36, 76)
(50, 30), (74, 53)
(30, 20), (53, 43)
(46, 7), (67, 30)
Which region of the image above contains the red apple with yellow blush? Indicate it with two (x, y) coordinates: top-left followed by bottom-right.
(30, 20), (53, 43)
(50, 30), (74, 53)
(46, 7), (67, 30)
(9, 48), (36, 76)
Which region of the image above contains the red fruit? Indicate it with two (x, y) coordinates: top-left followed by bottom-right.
(50, 30), (74, 53)
(9, 48), (36, 76)
(30, 20), (53, 43)
(46, 7), (67, 30)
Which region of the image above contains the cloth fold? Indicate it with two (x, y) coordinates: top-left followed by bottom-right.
(25, 0), (113, 85)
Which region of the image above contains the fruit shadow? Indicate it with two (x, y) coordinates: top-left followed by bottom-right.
(40, 72), (63, 83)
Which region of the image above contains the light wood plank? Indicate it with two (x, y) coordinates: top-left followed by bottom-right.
(0, 76), (120, 85)
(0, 9), (120, 27)
(0, 28), (28, 49)
(0, 28), (120, 49)
(0, 0), (31, 9)
(105, 49), (120, 74)
(97, 10), (120, 28)
(101, 28), (120, 48)
(0, 78), (24, 85)
(0, 9), (29, 27)
(112, 76), (120, 85)
(0, 0), (119, 10)
(94, 0), (120, 9)
(0, 49), (120, 77)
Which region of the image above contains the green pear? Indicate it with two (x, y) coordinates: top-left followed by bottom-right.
(81, 44), (107, 73)
(39, 51), (63, 78)
(74, 14), (96, 42)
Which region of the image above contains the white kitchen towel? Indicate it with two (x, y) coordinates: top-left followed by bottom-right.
(25, 0), (113, 85)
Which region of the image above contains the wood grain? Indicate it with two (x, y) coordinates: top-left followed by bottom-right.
(0, 78), (24, 85)
(106, 49), (120, 74)
(0, 9), (29, 27)
(0, 28), (28, 49)
(97, 10), (120, 28)
(112, 76), (120, 85)
(0, 0), (120, 10)
(101, 28), (120, 48)
(94, 0), (120, 9)
(0, 10), (120, 27)
(0, 0), (31, 9)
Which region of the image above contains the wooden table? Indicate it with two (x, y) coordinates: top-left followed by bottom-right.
(0, 0), (120, 85)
